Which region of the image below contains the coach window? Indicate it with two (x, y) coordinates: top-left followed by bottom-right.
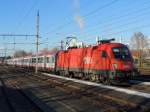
(46, 57), (49, 63)
(41, 58), (44, 63)
(29, 59), (31, 63)
(32, 58), (34, 63)
(39, 58), (43, 63)
(49, 57), (52, 63)
(41, 58), (43, 63)
(52, 56), (55, 63)
(34, 58), (36, 63)
(40, 58), (43, 63)
(101, 51), (107, 58)
(38, 58), (41, 63)
(32, 58), (36, 63)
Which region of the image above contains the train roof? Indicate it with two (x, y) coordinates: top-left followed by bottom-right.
(99, 42), (126, 47)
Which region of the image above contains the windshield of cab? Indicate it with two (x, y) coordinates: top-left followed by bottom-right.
(112, 47), (132, 60)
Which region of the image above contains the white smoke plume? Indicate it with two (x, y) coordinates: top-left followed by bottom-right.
(74, 15), (85, 30)
(74, 0), (85, 30)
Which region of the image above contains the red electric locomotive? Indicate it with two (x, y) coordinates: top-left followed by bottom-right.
(55, 39), (135, 83)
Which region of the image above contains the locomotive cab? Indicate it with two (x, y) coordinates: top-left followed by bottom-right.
(110, 45), (134, 81)
(98, 39), (134, 82)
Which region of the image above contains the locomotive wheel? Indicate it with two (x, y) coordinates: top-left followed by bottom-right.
(59, 71), (63, 76)
(104, 78), (111, 85)
(83, 73), (89, 80)
(69, 72), (74, 78)
(56, 71), (60, 75)
(78, 73), (86, 80)
(99, 75), (104, 83)
(90, 74), (98, 81)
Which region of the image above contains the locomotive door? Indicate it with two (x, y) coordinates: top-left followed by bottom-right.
(101, 50), (108, 71)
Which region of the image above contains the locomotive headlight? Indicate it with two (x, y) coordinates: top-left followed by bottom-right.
(113, 64), (118, 70)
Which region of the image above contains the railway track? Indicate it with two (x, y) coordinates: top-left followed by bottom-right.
(25, 73), (150, 112)
(0, 78), (44, 112)
(1, 65), (150, 94)
(127, 80), (150, 93)
(41, 72), (150, 95)
(30, 75), (132, 111)
(0, 65), (150, 112)
(0, 66), (53, 112)
(42, 74), (150, 97)
(12, 77), (124, 112)
(0, 78), (16, 112)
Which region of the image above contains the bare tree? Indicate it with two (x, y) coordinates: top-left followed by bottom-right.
(130, 32), (149, 67)
(50, 47), (59, 52)
(40, 47), (59, 55)
(26, 52), (33, 56)
(14, 50), (28, 57)
(40, 48), (49, 54)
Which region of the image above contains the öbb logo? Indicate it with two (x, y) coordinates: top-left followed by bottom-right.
(83, 57), (92, 64)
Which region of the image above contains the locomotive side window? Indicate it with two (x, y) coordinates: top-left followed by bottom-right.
(102, 51), (107, 58)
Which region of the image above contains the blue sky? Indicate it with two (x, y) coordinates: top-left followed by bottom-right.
(0, 0), (150, 56)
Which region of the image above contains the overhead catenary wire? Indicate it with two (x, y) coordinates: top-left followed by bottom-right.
(44, 0), (150, 48)
(15, 0), (39, 32)
(102, 15), (149, 33)
(3, 42), (38, 45)
(80, 4), (150, 34)
(102, 24), (150, 37)
(0, 34), (38, 58)
(39, 2), (150, 49)
(80, 10), (150, 37)
(71, 1), (150, 42)
(83, 0), (119, 18)
(42, 0), (119, 49)
(45, 0), (149, 36)
(82, 23), (150, 42)
(0, 34), (36, 37)
(2, 42), (47, 45)
(3, 0), (149, 53)
(44, 0), (119, 35)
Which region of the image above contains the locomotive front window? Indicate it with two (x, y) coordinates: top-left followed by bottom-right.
(112, 47), (131, 60)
